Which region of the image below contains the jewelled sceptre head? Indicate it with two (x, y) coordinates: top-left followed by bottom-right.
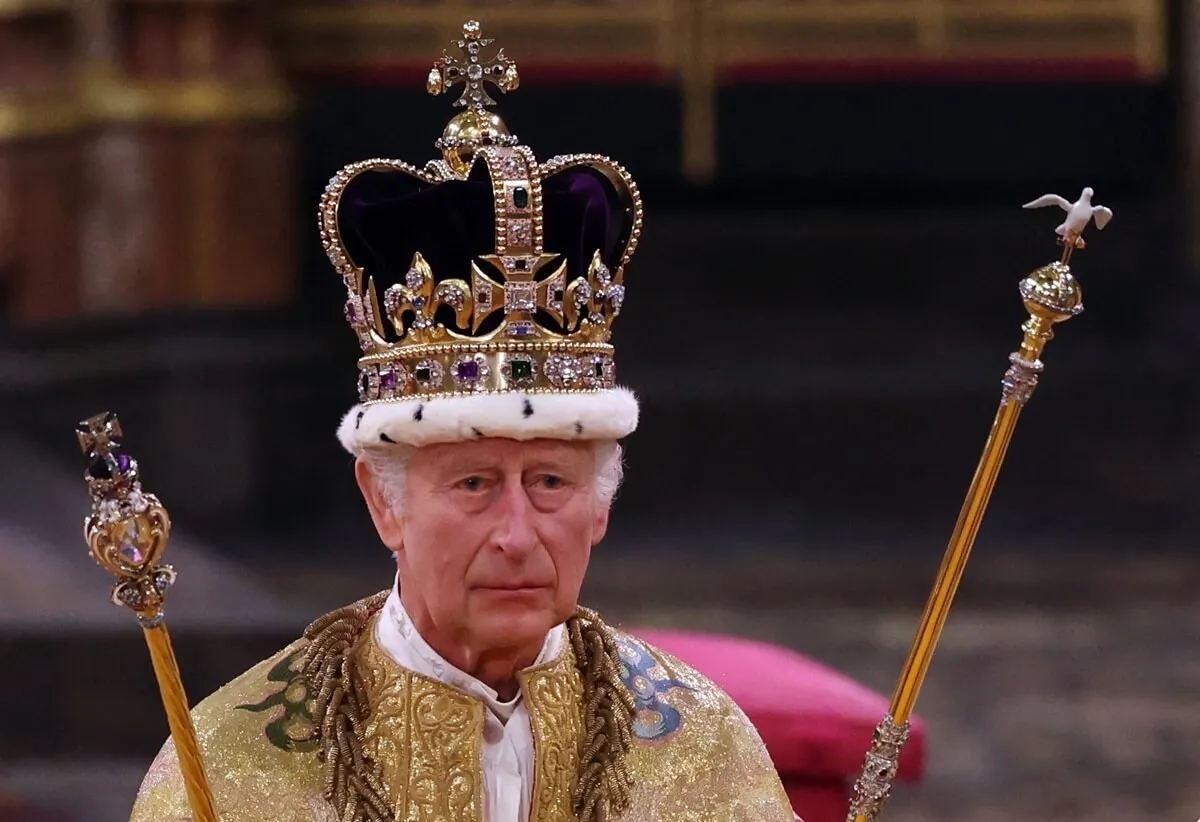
(845, 190), (1112, 822)
(75, 411), (218, 822)
(78, 411), (176, 622)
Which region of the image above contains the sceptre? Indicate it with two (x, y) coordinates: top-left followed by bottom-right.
(76, 412), (219, 822)
(845, 188), (1114, 822)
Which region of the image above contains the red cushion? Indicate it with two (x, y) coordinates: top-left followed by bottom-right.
(631, 628), (926, 782)
(783, 779), (852, 822)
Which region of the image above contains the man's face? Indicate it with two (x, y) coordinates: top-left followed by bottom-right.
(359, 438), (609, 660)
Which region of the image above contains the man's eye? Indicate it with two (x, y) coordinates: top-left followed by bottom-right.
(539, 475), (564, 490)
(458, 476), (485, 492)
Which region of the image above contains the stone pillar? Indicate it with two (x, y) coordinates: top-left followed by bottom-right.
(0, 1), (84, 325)
(81, 0), (296, 314)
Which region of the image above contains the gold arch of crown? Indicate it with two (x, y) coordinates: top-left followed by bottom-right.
(318, 21), (644, 404)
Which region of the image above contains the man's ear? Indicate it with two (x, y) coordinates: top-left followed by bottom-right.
(591, 501), (611, 547)
(355, 458), (404, 553)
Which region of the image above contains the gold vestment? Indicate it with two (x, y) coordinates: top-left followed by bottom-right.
(130, 596), (794, 822)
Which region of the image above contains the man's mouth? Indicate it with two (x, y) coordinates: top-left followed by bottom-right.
(475, 583), (545, 593)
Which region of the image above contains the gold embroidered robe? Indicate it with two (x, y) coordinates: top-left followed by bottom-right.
(129, 607), (795, 822)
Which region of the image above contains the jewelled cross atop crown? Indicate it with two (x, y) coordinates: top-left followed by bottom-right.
(325, 21), (643, 453)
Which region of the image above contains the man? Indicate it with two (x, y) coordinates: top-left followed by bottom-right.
(130, 20), (796, 822)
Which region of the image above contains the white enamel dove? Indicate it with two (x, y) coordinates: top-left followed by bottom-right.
(1022, 186), (1113, 246)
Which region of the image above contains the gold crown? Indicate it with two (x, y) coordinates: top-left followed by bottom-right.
(319, 21), (643, 405)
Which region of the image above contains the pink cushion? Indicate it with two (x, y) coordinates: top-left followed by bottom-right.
(783, 780), (853, 822)
(630, 628), (926, 782)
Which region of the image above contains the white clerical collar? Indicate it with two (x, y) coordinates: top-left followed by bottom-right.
(375, 577), (565, 721)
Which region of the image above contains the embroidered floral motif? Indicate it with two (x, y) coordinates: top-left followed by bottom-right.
(356, 628), (485, 821)
(236, 647), (320, 753)
(615, 637), (690, 742)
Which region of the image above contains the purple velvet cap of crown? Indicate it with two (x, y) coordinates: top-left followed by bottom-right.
(336, 159), (632, 323)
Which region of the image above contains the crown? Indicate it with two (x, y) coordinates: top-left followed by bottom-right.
(323, 21), (643, 452)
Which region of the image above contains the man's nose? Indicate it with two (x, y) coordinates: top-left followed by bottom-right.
(493, 480), (537, 556)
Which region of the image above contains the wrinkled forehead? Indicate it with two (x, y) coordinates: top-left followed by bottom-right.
(413, 437), (595, 475)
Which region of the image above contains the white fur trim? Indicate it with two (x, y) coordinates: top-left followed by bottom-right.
(337, 387), (639, 453)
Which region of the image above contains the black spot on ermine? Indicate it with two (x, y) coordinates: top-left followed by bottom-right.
(471, 427), (484, 437)
(522, 399), (534, 418)
(575, 422), (584, 435)
(379, 433), (397, 444)
(413, 405), (424, 422)
(355, 411), (365, 430)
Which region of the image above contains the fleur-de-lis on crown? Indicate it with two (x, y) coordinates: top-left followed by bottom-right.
(381, 253), (473, 344)
(566, 252), (627, 342)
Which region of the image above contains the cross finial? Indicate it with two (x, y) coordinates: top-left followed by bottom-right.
(76, 411), (123, 457)
(426, 20), (520, 112)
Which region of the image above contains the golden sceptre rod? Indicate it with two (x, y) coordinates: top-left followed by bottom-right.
(846, 189), (1113, 822)
(76, 411), (219, 822)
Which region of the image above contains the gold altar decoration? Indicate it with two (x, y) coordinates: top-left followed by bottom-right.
(0, 0), (80, 142)
(84, 76), (295, 126)
(0, 92), (82, 142)
(0, 0), (74, 17)
(281, 0), (1165, 183)
(76, 412), (218, 822)
(845, 191), (1111, 822)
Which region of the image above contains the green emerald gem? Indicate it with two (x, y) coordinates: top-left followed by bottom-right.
(510, 359), (533, 380)
(415, 365), (432, 382)
(512, 186), (529, 209)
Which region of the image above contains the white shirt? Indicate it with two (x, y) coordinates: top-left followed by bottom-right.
(375, 579), (565, 822)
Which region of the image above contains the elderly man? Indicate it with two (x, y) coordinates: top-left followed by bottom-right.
(130, 20), (796, 822)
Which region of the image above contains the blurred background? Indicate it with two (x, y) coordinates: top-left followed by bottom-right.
(1, 0), (1198, 820)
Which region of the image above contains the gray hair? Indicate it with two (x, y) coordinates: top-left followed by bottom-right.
(361, 440), (624, 517)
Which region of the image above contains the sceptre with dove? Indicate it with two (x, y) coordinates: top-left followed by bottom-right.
(845, 186), (1112, 822)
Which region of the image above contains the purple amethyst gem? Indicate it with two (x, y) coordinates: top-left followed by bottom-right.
(380, 369), (397, 391)
(120, 544), (145, 564)
(455, 359), (480, 381)
(117, 454), (132, 472)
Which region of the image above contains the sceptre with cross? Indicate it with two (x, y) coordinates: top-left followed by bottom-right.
(75, 412), (219, 822)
